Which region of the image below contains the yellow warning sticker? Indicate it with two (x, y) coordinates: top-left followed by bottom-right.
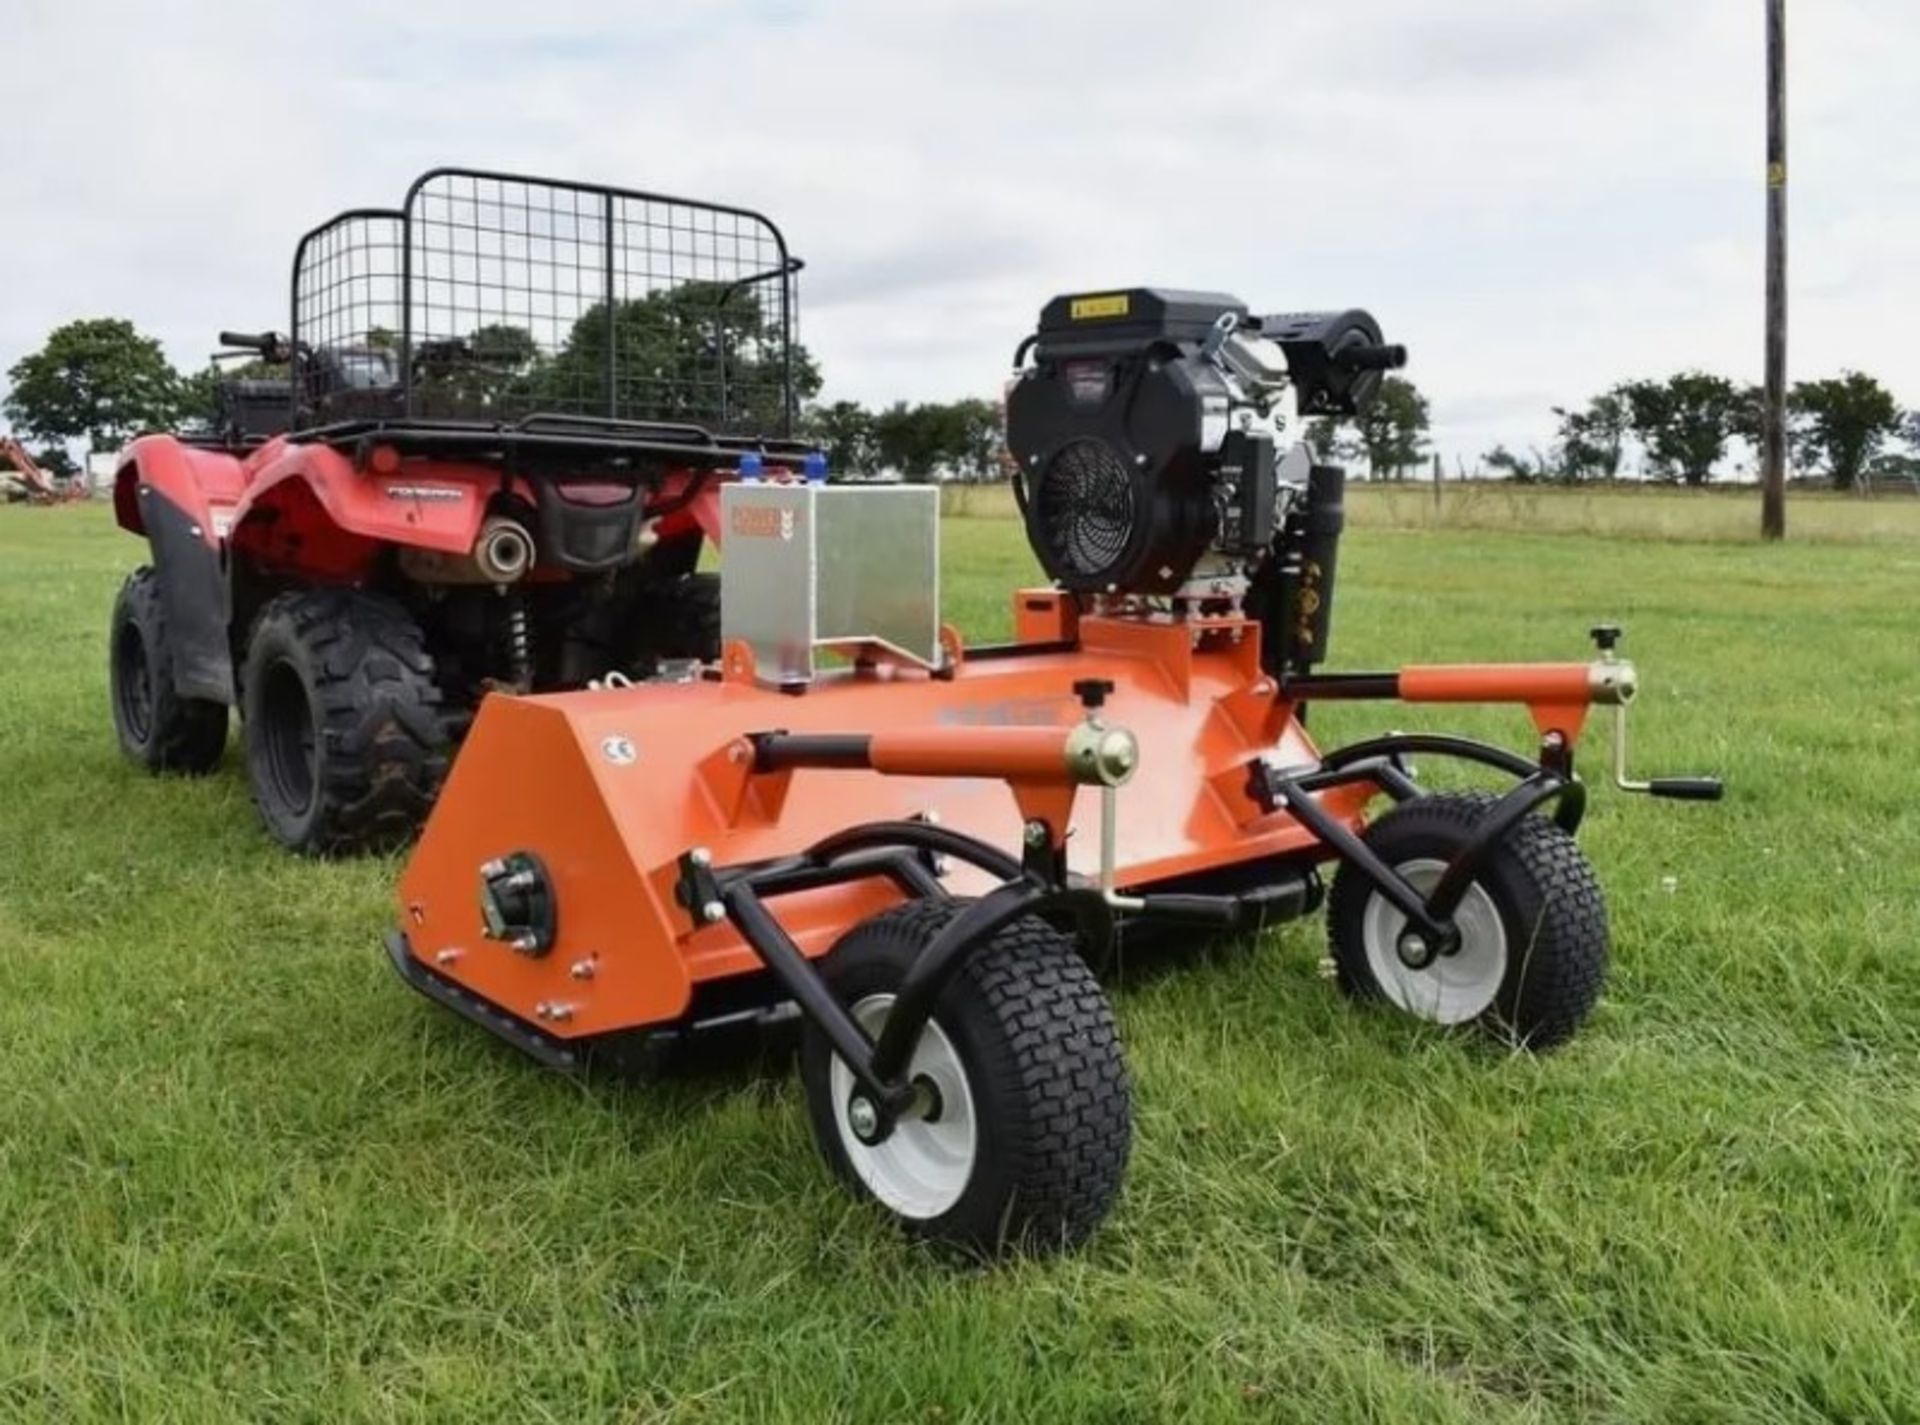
(1069, 293), (1130, 321)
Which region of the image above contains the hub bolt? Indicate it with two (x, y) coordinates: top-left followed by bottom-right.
(846, 1094), (880, 1142)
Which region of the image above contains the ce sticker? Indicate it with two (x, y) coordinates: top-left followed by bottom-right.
(600, 735), (638, 766)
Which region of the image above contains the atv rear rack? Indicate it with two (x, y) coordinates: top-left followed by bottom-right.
(286, 168), (803, 439)
(291, 412), (820, 468)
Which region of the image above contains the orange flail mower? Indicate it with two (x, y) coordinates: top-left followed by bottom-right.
(391, 286), (1720, 1255)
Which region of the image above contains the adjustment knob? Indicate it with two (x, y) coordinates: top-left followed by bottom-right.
(1588, 623), (1623, 654)
(1073, 678), (1115, 711)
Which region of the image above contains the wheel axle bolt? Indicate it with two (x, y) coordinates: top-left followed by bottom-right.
(847, 1095), (880, 1142)
(1397, 931), (1433, 969)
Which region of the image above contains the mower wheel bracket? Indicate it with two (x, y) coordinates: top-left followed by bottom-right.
(1257, 763), (1460, 950)
(869, 881), (1113, 1084)
(1423, 771), (1575, 921)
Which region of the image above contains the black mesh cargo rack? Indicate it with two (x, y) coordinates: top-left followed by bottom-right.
(287, 168), (808, 453)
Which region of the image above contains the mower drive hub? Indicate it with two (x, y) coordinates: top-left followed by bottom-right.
(1360, 858), (1508, 1024)
(828, 993), (978, 1220)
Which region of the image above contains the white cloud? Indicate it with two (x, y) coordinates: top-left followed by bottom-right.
(2, 0), (1914, 464)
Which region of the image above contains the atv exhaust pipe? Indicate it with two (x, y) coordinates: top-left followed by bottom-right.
(474, 517), (535, 584)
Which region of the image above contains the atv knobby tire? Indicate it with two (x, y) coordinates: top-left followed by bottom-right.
(800, 898), (1131, 1256)
(109, 566), (228, 774)
(1327, 790), (1609, 1049)
(241, 590), (451, 855)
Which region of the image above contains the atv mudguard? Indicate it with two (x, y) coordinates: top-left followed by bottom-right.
(113, 435), (252, 703)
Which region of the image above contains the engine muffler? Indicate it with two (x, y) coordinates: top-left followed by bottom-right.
(473, 517), (535, 583)
(398, 515), (537, 586)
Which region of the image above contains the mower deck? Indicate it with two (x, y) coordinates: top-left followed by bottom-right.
(394, 606), (1369, 1044)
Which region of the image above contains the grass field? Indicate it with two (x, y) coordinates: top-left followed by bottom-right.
(942, 478), (1920, 546)
(3, 495), (1918, 1422)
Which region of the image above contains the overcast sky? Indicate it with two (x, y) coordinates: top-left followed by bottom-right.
(3, 0), (1914, 467)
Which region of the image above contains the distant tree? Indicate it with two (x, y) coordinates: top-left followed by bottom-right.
(469, 323), (538, 369)
(31, 444), (77, 478)
(1726, 382), (1766, 452)
(413, 322), (542, 415)
(1619, 372), (1742, 485)
(1552, 387), (1630, 481)
(1352, 376), (1430, 480)
(942, 398), (1003, 482)
(176, 363), (222, 426)
(1789, 371), (1903, 491)
(1482, 443), (1548, 483)
(541, 284), (819, 432)
(872, 401), (953, 480)
(806, 399), (879, 478)
(1867, 448), (1920, 491)
(4, 317), (185, 448)
(0, 442), (75, 477)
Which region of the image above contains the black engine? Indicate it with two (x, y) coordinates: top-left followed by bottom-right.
(1004, 289), (1403, 597)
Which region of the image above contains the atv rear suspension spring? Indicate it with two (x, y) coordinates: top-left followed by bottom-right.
(504, 593), (533, 690)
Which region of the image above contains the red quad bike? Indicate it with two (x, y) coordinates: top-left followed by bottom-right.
(109, 168), (816, 852)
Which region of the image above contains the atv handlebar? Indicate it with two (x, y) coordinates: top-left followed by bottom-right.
(218, 330), (291, 362)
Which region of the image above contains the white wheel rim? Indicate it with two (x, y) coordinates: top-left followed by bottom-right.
(1360, 858), (1508, 1025)
(828, 994), (978, 1220)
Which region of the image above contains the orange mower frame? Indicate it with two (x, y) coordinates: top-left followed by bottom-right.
(389, 598), (1711, 1099)
(384, 285), (1724, 1256)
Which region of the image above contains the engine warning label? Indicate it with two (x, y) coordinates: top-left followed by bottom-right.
(1069, 293), (1130, 320)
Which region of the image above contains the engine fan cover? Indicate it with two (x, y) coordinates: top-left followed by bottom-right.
(1023, 435), (1213, 593)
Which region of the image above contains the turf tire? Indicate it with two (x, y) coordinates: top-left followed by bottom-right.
(109, 566), (228, 774)
(240, 590), (451, 855)
(1327, 790), (1609, 1049)
(800, 898), (1131, 1256)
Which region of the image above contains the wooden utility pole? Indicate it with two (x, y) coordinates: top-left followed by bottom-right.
(1761, 0), (1788, 540)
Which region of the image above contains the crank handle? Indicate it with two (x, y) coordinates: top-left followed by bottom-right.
(1610, 702), (1724, 802)
(1645, 777), (1725, 801)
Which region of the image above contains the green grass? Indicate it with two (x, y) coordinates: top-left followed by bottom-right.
(3, 498), (1918, 1423)
(943, 479), (1920, 546)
